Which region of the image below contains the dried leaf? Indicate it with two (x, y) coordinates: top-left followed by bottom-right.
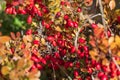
(84, 0), (93, 6)
(1, 66), (10, 75)
(109, 0), (116, 10)
(16, 32), (21, 38)
(17, 59), (25, 70)
(9, 70), (19, 80)
(108, 36), (114, 44)
(89, 50), (98, 60)
(41, 38), (46, 45)
(10, 32), (16, 40)
(55, 26), (62, 32)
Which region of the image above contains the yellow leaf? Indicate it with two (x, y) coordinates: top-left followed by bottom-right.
(55, 26), (62, 32)
(117, 51), (120, 56)
(89, 50), (98, 60)
(41, 38), (46, 45)
(1, 66), (10, 75)
(108, 36), (114, 44)
(102, 58), (109, 65)
(109, 0), (116, 10)
(9, 70), (19, 80)
(17, 59), (25, 70)
(110, 42), (116, 50)
(115, 35), (120, 47)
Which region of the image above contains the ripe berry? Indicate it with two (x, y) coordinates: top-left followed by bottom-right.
(31, 55), (39, 62)
(91, 23), (98, 29)
(74, 70), (79, 77)
(36, 63), (43, 70)
(98, 72), (104, 78)
(77, 7), (82, 12)
(33, 40), (39, 45)
(64, 14), (69, 20)
(101, 75), (108, 80)
(107, 30), (111, 37)
(67, 19), (74, 27)
(56, 12), (61, 18)
(26, 29), (32, 35)
(27, 15), (32, 24)
(117, 16), (120, 23)
(73, 21), (78, 28)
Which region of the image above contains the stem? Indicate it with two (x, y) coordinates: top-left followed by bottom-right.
(74, 13), (102, 50)
(91, 75), (95, 80)
(98, 0), (108, 38)
(51, 62), (56, 80)
(56, 63), (72, 80)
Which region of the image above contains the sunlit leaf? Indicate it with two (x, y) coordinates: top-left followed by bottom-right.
(55, 26), (62, 32)
(17, 58), (25, 70)
(41, 38), (46, 45)
(109, 0), (116, 10)
(1, 66), (10, 75)
(10, 32), (16, 40)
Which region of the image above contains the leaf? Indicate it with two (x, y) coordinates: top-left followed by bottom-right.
(17, 59), (25, 70)
(110, 42), (116, 50)
(115, 35), (120, 47)
(9, 70), (19, 80)
(108, 36), (114, 44)
(55, 26), (62, 32)
(41, 38), (46, 45)
(89, 50), (98, 60)
(109, 0), (116, 10)
(10, 32), (16, 40)
(1, 66), (10, 75)
(84, 0), (93, 6)
(16, 32), (21, 38)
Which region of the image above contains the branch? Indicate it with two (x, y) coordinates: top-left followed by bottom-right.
(51, 62), (56, 80)
(74, 13), (102, 50)
(91, 75), (95, 80)
(56, 63), (72, 80)
(98, 0), (108, 38)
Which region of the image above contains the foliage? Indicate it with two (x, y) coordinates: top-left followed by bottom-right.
(0, 0), (120, 80)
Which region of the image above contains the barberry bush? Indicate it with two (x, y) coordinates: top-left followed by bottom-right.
(0, 0), (120, 80)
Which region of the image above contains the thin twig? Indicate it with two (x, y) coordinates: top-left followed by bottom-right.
(91, 75), (95, 80)
(51, 62), (56, 80)
(98, 0), (108, 38)
(74, 13), (102, 50)
(56, 63), (72, 80)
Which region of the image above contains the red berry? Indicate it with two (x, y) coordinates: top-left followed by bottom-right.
(56, 12), (61, 18)
(77, 7), (82, 12)
(27, 15), (32, 24)
(26, 29), (32, 35)
(107, 30), (111, 37)
(70, 46), (76, 53)
(73, 21), (78, 28)
(79, 38), (85, 43)
(47, 36), (54, 41)
(91, 23), (98, 29)
(74, 70), (79, 77)
(36, 64), (43, 70)
(98, 72), (104, 78)
(95, 63), (101, 70)
(64, 14), (69, 20)
(31, 55), (39, 62)
(117, 16), (120, 23)
(33, 40), (39, 45)
(67, 20), (74, 27)
(101, 75), (108, 80)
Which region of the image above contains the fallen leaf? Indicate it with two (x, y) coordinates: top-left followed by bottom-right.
(109, 0), (116, 10)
